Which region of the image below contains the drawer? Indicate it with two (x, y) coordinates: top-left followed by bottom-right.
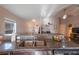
(35, 41), (44, 46)
(25, 41), (33, 46)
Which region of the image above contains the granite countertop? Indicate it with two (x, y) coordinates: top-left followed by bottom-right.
(0, 41), (79, 52)
(0, 42), (15, 52)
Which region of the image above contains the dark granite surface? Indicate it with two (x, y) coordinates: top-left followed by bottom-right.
(0, 41), (79, 55)
(0, 41), (79, 51)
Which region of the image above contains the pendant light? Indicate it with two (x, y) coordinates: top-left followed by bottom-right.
(63, 9), (67, 19)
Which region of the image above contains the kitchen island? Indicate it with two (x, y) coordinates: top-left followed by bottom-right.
(0, 40), (79, 55)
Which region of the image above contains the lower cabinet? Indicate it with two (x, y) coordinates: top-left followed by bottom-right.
(53, 49), (79, 55)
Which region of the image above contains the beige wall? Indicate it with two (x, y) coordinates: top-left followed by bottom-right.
(50, 17), (60, 33)
(25, 20), (40, 34)
(0, 6), (26, 34)
(57, 6), (79, 35)
(24, 17), (60, 34)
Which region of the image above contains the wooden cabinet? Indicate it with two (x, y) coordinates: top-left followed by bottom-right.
(0, 35), (4, 44)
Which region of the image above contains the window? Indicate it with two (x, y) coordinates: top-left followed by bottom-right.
(4, 18), (16, 35)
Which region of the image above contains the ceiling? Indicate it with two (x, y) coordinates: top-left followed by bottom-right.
(1, 4), (71, 20)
